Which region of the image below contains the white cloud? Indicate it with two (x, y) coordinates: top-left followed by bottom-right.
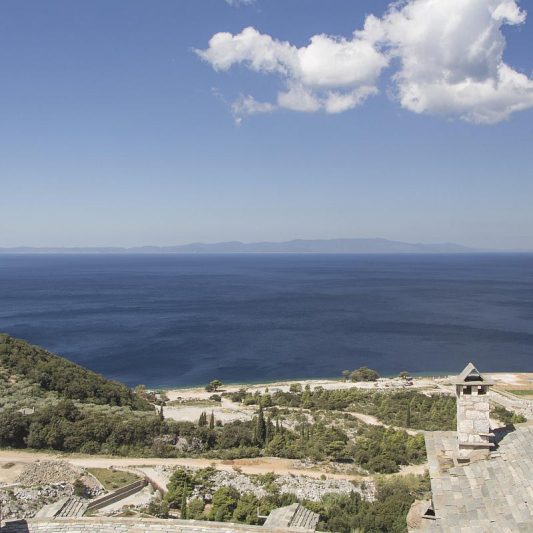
(277, 83), (322, 112)
(231, 95), (276, 124)
(197, 27), (297, 74)
(324, 86), (379, 114)
(225, 0), (256, 6)
(197, 0), (533, 123)
(296, 34), (387, 89)
(366, 0), (533, 123)
(196, 27), (384, 116)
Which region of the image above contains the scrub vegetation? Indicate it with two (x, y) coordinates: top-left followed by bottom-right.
(227, 386), (457, 431)
(148, 466), (431, 533)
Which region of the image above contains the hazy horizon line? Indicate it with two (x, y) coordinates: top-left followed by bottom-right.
(1, 237), (531, 254)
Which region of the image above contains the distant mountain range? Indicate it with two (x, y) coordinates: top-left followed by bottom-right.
(0, 238), (496, 254)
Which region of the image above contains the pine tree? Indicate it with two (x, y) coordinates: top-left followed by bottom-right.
(209, 411), (215, 429)
(181, 481), (188, 519)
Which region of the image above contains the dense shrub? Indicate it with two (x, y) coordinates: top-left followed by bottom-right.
(491, 405), (527, 425)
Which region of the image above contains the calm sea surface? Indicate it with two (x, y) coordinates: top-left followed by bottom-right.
(0, 253), (532, 388)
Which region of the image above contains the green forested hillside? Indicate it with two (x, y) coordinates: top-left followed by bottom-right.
(0, 333), (151, 410)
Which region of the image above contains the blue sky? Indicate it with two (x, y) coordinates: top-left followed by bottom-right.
(1, 0), (532, 249)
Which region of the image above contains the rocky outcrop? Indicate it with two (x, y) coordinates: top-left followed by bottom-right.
(0, 483), (74, 520)
(16, 461), (84, 486)
(154, 466), (375, 503)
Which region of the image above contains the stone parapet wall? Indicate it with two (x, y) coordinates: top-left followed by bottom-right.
(491, 390), (533, 419)
(1, 517), (291, 533)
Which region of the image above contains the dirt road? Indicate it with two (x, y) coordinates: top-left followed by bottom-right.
(0, 449), (426, 485)
(0, 450), (354, 481)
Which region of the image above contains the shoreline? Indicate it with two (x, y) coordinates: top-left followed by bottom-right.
(153, 371), (533, 396)
(149, 371), (458, 392)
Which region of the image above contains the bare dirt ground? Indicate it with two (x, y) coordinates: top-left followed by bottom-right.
(163, 398), (254, 424)
(489, 373), (533, 388)
(0, 461), (25, 485)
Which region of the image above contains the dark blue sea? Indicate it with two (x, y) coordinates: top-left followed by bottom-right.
(1, 253), (532, 388)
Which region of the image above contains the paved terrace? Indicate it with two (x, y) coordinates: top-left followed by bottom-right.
(1, 517), (301, 533)
(420, 424), (533, 533)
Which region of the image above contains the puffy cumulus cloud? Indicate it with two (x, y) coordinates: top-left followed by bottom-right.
(196, 27), (297, 74)
(364, 0), (533, 123)
(196, 27), (385, 117)
(296, 34), (388, 89)
(197, 0), (533, 123)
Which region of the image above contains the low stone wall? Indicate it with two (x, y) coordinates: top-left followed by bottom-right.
(0, 517), (289, 533)
(492, 390), (533, 418)
(86, 479), (147, 512)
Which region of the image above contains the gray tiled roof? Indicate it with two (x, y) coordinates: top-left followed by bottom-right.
(421, 424), (533, 532)
(454, 363), (494, 385)
(263, 504), (319, 532)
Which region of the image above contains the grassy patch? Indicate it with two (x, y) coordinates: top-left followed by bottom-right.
(87, 468), (140, 491)
(166, 399), (219, 408)
(506, 390), (533, 397)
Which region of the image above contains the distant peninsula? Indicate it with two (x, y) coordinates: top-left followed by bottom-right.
(0, 238), (488, 254)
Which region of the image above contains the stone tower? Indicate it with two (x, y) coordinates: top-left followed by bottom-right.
(455, 363), (494, 461)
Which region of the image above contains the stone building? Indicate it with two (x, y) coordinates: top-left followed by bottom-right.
(408, 363), (533, 533)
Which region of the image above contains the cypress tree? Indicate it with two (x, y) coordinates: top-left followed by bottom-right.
(256, 405), (267, 445)
(266, 416), (272, 444)
(209, 411), (215, 429)
(181, 481), (188, 519)
(406, 403), (411, 428)
(199, 411), (207, 427)
(159, 404), (165, 421)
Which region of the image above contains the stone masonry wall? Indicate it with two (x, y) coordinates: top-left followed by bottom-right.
(457, 391), (490, 445)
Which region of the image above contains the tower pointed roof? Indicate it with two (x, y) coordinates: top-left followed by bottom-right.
(454, 362), (494, 385)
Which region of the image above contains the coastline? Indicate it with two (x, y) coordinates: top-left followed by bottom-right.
(149, 371), (458, 392)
